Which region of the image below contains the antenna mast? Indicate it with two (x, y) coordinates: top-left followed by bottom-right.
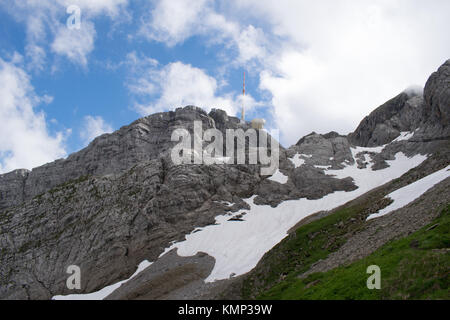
(241, 71), (246, 122)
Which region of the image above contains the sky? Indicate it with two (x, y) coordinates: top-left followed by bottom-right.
(0, 0), (449, 173)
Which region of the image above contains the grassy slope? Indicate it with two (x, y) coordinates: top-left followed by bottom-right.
(241, 196), (376, 298)
(257, 205), (450, 300)
(238, 152), (450, 300)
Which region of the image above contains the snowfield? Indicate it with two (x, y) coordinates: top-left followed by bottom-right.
(289, 153), (306, 168)
(162, 149), (427, 282)
(367, 165), (450, 220)
(393, 131), (415, 142)
(267, 169), (289, 184)
(55, 145), (430, 299)
(52, 260), (152, 300)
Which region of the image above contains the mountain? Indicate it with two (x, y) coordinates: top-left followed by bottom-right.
(0, 60), (449, 300)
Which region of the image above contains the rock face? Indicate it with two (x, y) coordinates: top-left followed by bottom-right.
(0, 60), (448, 300)
(350, 59), (450, 147)
(348, 92), (424, 147)
(0, 106), (249, 211)
(104, 250), (217, 300)
(253, 132), (357, 207)
(0, 169), (29, 210)
(0, 106), (270, 299)
(424, 59), (450, 126)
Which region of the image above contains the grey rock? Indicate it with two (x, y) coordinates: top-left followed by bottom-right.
(0, 106), (273, 299)
(349, 92), (423, 147)
(424, 59), (450, 126)
(0, 169), (29, 210)
(105, 249), (215, 300)
(1, 106), (220, 210)
(0, 59), (449, 300)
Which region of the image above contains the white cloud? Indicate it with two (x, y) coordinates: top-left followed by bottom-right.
(140, 0), (268, 67)
(124, 51), (264, 117)
(80, 115), (113, 145)
(229, 0), (450, 145)
(51, 21), (96, 67)
(3, 0), (449, 149)
(235, 25), (267, 65)
(0, 58), (67, 173)
(0, 0), (129, 69)
(130, 60), (237, 116)
(25, 44), (47, 72)
(60, 0), (128, 17)
(140, 0), (210, 46)
(140, 0), (450, 146)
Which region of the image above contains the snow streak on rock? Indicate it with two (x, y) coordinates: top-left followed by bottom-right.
(367, 165), (450, 220)
(267, 169), (289, 184)
(53, 260), (152, 300)
(162, 149), (427, 282)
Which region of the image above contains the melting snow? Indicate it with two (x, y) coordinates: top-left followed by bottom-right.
(393, 131), (415, 142)
(267, 169), (289, 184)
(57, 144), (431, 298)
(351, 145), (386, 157)
(367, 165), (450, 220)
(289, 153), (306, 168)
(162, 149), (427, 282)
(52, 260), (152, 300)
(216, 200), (234, 207)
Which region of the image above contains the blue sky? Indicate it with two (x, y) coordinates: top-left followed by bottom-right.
(0, 0), (449, 173)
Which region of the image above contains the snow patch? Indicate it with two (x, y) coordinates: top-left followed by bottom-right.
(393, 131), (414, 142)
(267, 169), (288, 184)
(348, 144), (389, 168)
(52, 260), (152, 300)
(68, 148), (430, 295)
(367, 165), (450, 220)
(162, 149), (427, 282)
(289, 153), (306, 168)
(351, 145), (385, 158)
(216, 201), (234, 207)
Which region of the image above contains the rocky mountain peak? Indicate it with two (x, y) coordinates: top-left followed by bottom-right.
(349, 60), (449, 147)
(0, 106), (248, 211)
(348, 92), (422, 147)
(0, 60), (448, 300)
(423, 59), (450, 126)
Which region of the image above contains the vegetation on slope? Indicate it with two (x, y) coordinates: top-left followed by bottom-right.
(241, 189), (385, 298)
(256, 205), (449, 300)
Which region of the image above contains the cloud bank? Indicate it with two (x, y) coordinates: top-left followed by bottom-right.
(80, 115), (113, 145)
(140, 0), (450, 145)
(0, 58), (67, 173)
(125, 52), (261, 117)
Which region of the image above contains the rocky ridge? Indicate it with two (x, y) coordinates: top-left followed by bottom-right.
(0, 60), (448, 299)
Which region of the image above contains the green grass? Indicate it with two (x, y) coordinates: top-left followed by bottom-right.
(242, 203), (368, 298)
(257, 205), (450, 300)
